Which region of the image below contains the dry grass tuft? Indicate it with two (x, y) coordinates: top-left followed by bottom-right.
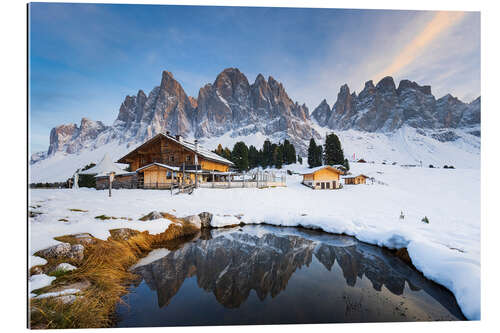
(30, 217), (200, 329)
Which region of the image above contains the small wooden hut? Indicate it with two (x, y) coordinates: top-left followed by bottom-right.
(342, 174), (369, 185)
(301, 166), (343, 190)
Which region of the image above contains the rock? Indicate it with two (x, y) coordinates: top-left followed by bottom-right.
(37, 243), (72, 260)
(36, 243), (84, 262)
(71, 233), (97, 245)
(182, 215), (202, 229)
(54, 263), (77, 272)
(198, 212), (213, 229)
(139, 211), (164, 221)
(69, 244), (85, 261)
(31, 266), (44, 275)
(109, 228), (140, 241)
(58, 295), (77, 304)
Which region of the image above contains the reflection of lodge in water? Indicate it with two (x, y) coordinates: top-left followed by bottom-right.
(131, 228), (463, 317)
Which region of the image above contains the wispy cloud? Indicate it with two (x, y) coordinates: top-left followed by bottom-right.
(372, 11), (467, 82)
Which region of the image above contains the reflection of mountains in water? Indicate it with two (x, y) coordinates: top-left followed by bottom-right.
(131, 226), (462, 317)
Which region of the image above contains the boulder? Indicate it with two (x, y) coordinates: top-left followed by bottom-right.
(139, 211), (164, 221)
(183, 215), (202, 229)
(54, 263), (77, 272)
(69, 244), (85, 261)
(198, 212), (213, 229)
(37, 243), (72, 260)
(71, 233), (97, 245)
(109, 228), (140, 241)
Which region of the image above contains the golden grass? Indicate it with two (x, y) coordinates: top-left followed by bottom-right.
(30, 218), (200, 329)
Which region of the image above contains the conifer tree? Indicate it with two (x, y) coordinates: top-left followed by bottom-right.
(215, 144), (224, 156)
(248, 145), (260, 169)
(316, 145), (323, 167)
(273, 145), (284, 169)
(231, 141), (249, 171)
(307, 138), (317, 168)
(222, 147), (232, 161)
(323, 133), (345, 165)
(343, 158), (350, 171)
(262, 139), (273, 168)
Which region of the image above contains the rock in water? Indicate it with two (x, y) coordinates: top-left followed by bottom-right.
(198, 212), (213, 229)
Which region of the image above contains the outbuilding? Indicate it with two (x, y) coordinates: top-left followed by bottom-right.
(301, 166), (343, 190)
(342, 174), (369, 185)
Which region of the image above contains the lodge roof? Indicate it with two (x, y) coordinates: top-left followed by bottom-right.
(116, 133), (234, 166)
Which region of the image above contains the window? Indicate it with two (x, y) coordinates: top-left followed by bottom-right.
(170, 156), (174, 162)
(186, 155), (191, 162)
(326, 182), (330, 189)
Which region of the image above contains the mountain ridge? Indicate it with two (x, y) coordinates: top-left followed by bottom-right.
(32, 69), (480, 165)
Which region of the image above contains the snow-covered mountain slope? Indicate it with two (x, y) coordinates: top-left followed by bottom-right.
(29, 124), (480, 183)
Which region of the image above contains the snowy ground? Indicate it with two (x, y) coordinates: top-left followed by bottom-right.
(28, 162), (480, 320)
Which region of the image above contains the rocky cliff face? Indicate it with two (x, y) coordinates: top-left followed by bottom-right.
(47, 118), (108, 156)
(39, 68), (319, 160)
(113, 70), (196, 142)
(312, 76), (480, 136)
(195, 68), (316, 151)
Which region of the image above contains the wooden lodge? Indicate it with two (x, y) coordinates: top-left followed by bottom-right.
(301, 166), (343, 190)
(113, 133), (234, 189)
(342, 174), (369, 185)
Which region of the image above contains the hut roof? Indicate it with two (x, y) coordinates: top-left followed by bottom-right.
(301, 165), (343, 175)
(341, 174), (369, 179)
(79, 153), (127, 177)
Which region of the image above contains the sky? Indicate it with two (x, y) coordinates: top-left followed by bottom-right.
(28, 3), (480, 153)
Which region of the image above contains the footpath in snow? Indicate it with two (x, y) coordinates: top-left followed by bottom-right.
(28, 162), (480, 320)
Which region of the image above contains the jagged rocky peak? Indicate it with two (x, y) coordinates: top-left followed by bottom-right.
(311, 76), (480, 137)
(195, 67), (318, 152)
(397, 79), (432, 95)
(48, 123), (78, 155)
(47, 117), (109, 156)
(311, 99), (331, 127)
(376, 76), (397, 92)
(112, 70), (195, 143)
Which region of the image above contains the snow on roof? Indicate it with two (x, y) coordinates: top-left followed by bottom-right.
(79, 153), (126, 176)
(117, 133), (234, 166)
(136, 162), (180, 173)
(168, 134), (234, 166)
(301, 165), (343, 175)
(341, 174), (370, 179)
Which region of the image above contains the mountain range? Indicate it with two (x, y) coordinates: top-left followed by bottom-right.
(30, 67), (480, 172)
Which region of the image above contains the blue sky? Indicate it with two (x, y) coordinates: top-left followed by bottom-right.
(29, 3), (480, 153)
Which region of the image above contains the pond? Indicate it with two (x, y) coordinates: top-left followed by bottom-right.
(116, 225), (465, 327)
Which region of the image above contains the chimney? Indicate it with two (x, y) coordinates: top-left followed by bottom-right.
(166, 131), (170, 136)
(194, 139), (198, 152)
(175, 134), (182, 143)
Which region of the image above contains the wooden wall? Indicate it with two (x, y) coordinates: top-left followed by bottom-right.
(312, 168), (340, 181)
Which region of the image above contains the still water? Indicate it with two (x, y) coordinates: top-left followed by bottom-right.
(116, 225), (464, 326)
